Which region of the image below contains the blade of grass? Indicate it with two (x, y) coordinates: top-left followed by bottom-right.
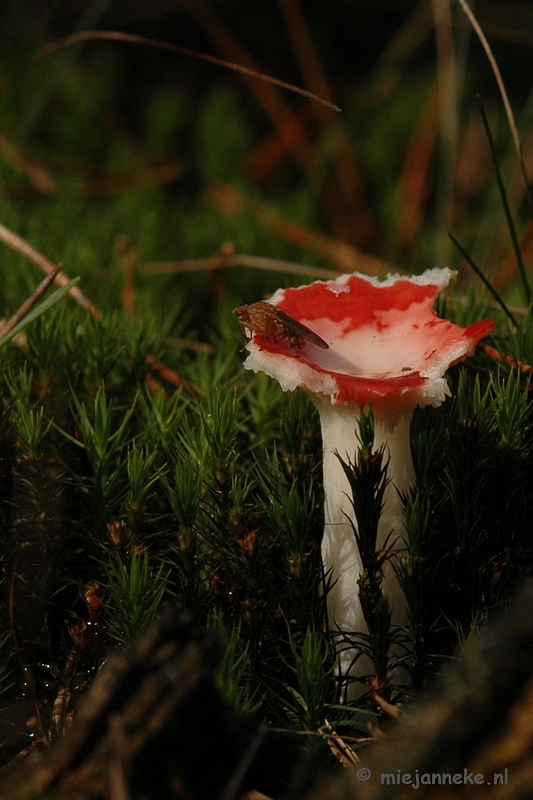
(0, 279), (80, 347)
(456, 0), (533, 214)
(448, 231), (517, 326)
(0, 261), (63, 342)
(477, 95), (531, 305)
(35, 30), (340, 113)
(0, 222), (100, 319)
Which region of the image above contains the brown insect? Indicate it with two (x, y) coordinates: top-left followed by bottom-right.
(233, 300), (329, 354)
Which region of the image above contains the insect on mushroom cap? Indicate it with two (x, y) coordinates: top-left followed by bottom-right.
(233, 300), (329, 355)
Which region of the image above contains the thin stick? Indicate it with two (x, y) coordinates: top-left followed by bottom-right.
(477, 95), (531, 304)
(479, 342), (533, 376)
(141, 252), (342, 280)
(448, 231), (518, 326)
(34, 30), (341, 113)
(0, 222), (100, 319)
(0, 261), (63, 342)
(456, 0), (533, 213)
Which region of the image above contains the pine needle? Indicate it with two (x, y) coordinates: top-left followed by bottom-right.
(34, 30), (341, 114)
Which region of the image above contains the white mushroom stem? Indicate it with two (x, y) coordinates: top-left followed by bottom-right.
(238, 267), (493, 695)
(313, 395), (416, 684)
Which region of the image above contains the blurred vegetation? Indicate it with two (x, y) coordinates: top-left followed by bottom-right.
(0, 0), (532, 788)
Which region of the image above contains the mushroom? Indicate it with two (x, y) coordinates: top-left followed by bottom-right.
(236, 269), (493, 685)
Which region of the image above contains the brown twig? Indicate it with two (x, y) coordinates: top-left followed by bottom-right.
(34, 30), (340, 114)
(478, 342), (533, 375)
(0, 224), (194, 398)
(0, 262), (63, 343)
(141, 249), (342, 280)
(0, 223), (100, 320)
(321, 720), (361, 768)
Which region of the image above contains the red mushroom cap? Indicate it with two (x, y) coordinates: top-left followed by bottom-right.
(243, 269), (493, 413)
